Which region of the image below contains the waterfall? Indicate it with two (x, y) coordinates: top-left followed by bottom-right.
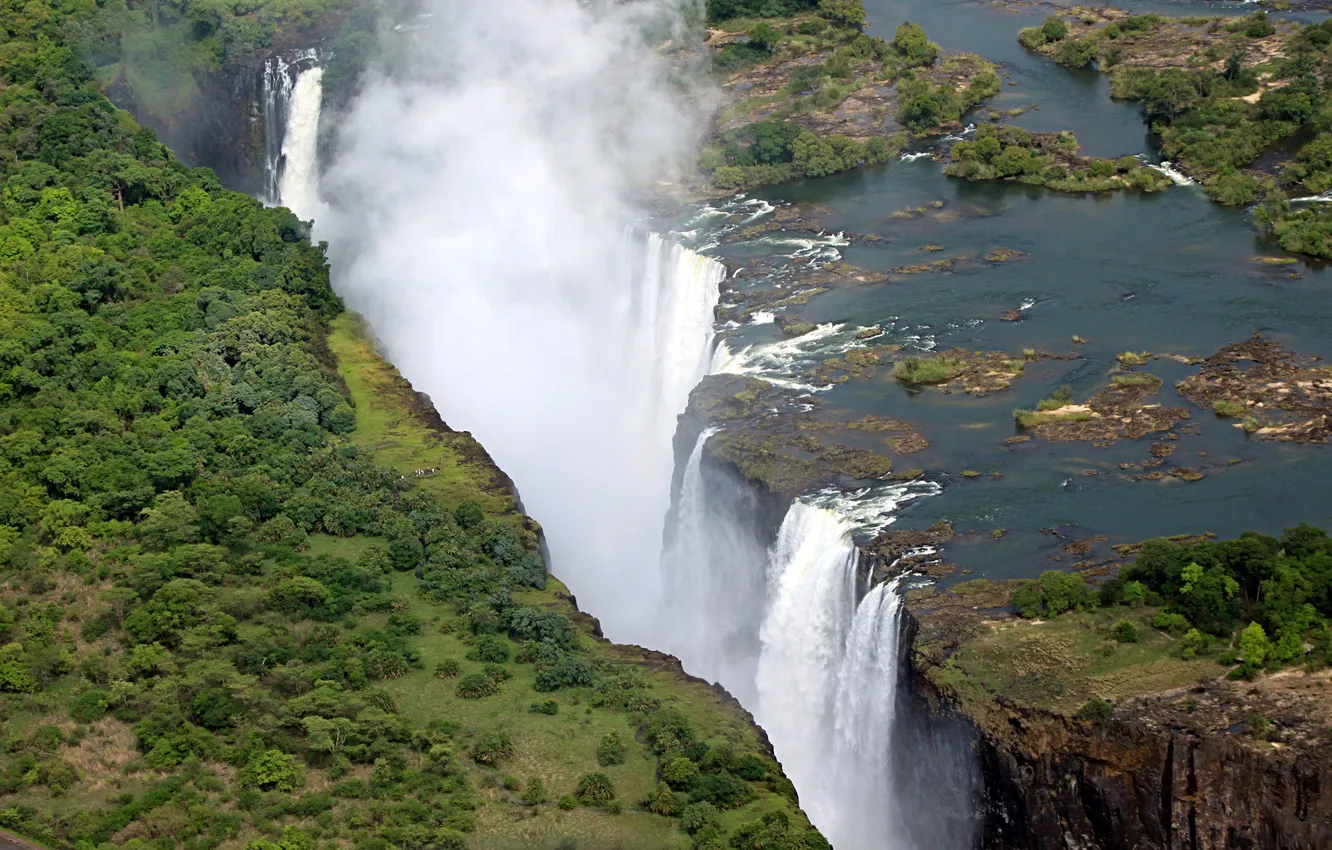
(278, 65), (325, 221)
(830, 579), (907, 849)
(638, 234), (726, 416)
(261, 49), (318, 206)
(753, 501), (911, 850)
(658, 426), (769, 704)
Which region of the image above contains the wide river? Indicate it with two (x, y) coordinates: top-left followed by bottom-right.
(677, 0), (1332, 580)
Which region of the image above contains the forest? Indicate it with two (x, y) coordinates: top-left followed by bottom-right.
(0, 1), (825, 849)
(1014, 525), (1332, 680)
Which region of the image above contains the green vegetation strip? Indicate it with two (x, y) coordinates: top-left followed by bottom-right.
(0, 2), (824, 848)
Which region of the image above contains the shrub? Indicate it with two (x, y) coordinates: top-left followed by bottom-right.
(69, 689), (111, 723)
(890, 22), (939, 67)
(1213, 400), (1245, 418)
(1152, 613), (1191, 634)
(242, 749), (304, 792)
(467, 635), (511, 664)
(662, 756), (700, 790)
(557, 795), (576, 810)
(471, 730), (513, 766)
(434, 659), (460, 679)
(736, 754), (768, 781)
(483, 663), (511, 683)
(522, 778), (547, 805)
(575, 772), (616, 806)
(529, 699), (559, 715)
(1245, 10), (1275, 38)
(1111, 620), (1140, 643)
(681, 801), (722, 834)
(534, 656), (594, 692)
(1178, 628), (1209, 660)
(456, 673), (501, 699)
(1012, 571), (1094, 618)
(646, 783), (679, 815)
(689, 772), (756, 809)
(1018, 27), (1048, 50)
(596, 731), (627, 767)
(1041, 16), (1069, 41)
(1075, 699), (1114, 722)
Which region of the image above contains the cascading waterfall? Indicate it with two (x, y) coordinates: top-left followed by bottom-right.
(750, 501), (913, 850)
(277, 65), (325, 221)
(637, 234), (726, 416)
(261, 49), (318, 206)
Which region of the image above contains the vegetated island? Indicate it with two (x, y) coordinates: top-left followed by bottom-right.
(944, 124), (1172, 193)
(902, 527), (1332, 847)
(0, 3), (827, 849)
(696, 0), (1000, 191)
(1019, 6), (1332, 258)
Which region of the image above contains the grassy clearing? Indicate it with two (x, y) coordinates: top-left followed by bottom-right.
(327, 313), (523, 531)
(934, 606), (1217, 717)
(1110, 372), (1160, 388)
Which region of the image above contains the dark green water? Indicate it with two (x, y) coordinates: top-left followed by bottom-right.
(686, 0), (1332, 581)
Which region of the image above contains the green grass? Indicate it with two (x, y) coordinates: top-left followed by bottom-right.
(1110, 372), (1160, 388)
(933, 606), (1218, 717)
(893, 354), (966, 385)
(1116, 351), (1151, 366)
(1014, 409), (1092, 427)
(328, 312), (526, 536)
(325, 312), (811, 847)
(1213, 399), (1246, 417)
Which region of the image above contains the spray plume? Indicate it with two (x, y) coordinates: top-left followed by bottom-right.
(317, 0), (714, 642)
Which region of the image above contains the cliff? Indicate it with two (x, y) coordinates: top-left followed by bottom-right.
(903, 580), (1332, 850)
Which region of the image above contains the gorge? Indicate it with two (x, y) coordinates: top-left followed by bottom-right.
(2, 0), (1331, 847)
(253, 0), (1332, 847)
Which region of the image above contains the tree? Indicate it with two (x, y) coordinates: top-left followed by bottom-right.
(576, 772), (616, 805)
(139, 491), (200, 551)
(891, 22), (939, 67)
(748, 23), (781, 52)
(1238, 622), (1273, 676)
(818, 0), (866, 29)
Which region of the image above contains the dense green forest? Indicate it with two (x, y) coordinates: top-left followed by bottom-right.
(1013, 525), (1332, 680)
(0, 2), (824, 849)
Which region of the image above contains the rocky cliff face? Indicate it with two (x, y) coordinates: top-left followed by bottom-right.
(902, 589), (1332, 850)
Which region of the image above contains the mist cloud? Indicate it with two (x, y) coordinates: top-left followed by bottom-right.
(319, 0), (712, 640)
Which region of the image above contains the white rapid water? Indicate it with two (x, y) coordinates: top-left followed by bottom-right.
(639, 234), (726, 412)
(278, 65), (325, 220)
(749, 500), (918, 849)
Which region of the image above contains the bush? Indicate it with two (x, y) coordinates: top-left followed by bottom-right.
(681, 801), (722, 834)
(534, 656), (594, 692)
(1075, 699), (1114, 722)
(596, 731), (627, 767)
(1018, 27), (1048, 50)
(1012, 571), (1094, 618)
(1151, 613), (1191, 634)
(1178, 628), (1209, 660)
(434, 659), (460, 679)
(662, 756), (700, 790)
(575, 772), (616, 806)
(242, 749), (304, 792)
(471, 730), (513, 766)
(522, 778), (547, 805)
(1041, 16), (1069, 41)
(557, 795), (576, 810)
(529, 699), (559, 715)
(1110, 620), (1140, 643)
(690, 772), (756, 809)
(645, 782), (679, 816)
(1245, 10), (1275, 38)
(1213, 400), (1246, 418)
(735, 754), (768, 781)
(890, 22), (939, 67)
(456, 673), (501, 699)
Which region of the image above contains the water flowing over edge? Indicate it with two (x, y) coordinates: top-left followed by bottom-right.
(262, 49), (319, 207)
(278, 64), (326, 221)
